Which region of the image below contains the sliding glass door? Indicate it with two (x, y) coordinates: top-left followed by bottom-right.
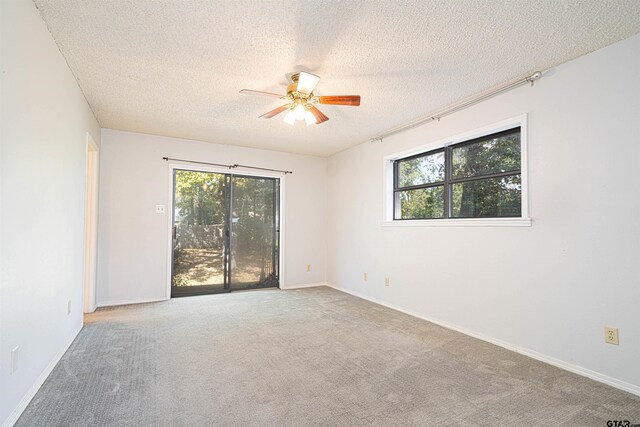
(171, 170), (229, 296)
(171, 169), (280, 297)
(230, 176), (279, 291)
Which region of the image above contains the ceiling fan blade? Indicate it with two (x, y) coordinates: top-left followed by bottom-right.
(240, 89), (285, 98)
(260, 104), (291, 119)
(296, 72), (320, 95)
(317, 95), (361, 106)
(309, 106), (329, 124)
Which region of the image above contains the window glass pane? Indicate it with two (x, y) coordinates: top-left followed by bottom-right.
(395, 186), (445, 219)
(397, 151), (444, 187)
(451, 175), (521, 218)
(452, 131), (520, 179)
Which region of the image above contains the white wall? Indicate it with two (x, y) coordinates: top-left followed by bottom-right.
(96, 130), (327, 306)
(0, 0), (101, 425)
(1, 4), (637, 425)
(327, 34), (640, 393)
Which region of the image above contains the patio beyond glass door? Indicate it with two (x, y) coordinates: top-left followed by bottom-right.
(171, 169), (279, 297)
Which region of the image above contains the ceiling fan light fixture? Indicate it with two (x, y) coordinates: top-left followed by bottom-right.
(283, 110), (296, 125)
(305, 110), (317, 126)
(294, 103), (306, 120)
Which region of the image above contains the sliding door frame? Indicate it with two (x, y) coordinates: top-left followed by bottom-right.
(165, 162), (286, 299)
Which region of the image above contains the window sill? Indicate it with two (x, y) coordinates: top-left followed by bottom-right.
(382, 217), (532, 227)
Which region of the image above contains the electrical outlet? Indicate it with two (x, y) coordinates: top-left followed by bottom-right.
(67, 300), (71, 315)
(363, 272), (368, 281)
(384, 277), (390, 286)
(306, 264), (311, 272)
(11, 346), (19, 374)
(155, 205), (166, 214)
(604, 327), (619, 345)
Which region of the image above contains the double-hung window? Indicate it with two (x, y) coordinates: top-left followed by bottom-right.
(393, 127), (522, 220)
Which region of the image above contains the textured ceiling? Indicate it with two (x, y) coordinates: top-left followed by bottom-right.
(34, 0), (640, 157)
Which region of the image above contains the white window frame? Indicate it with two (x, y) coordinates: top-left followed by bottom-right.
(382, 114), (531, 227)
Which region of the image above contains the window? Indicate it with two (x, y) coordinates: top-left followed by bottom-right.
(393, 128), (522, 220)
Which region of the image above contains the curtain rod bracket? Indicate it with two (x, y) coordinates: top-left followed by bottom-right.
(527, 70), (543, 86)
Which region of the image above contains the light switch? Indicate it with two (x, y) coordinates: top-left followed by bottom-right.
(155, 205), (166, 214)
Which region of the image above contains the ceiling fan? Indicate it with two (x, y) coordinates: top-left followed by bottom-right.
(240, 72), (360, 126)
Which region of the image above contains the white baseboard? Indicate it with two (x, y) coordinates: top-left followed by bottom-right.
(97, 296), (168, 308)
(326, 283), (640, 397)
(280, 282), (328, 290)
(2, 322), (83, 427)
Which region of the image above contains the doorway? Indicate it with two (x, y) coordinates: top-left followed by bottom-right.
(170, 169), (280, 297)
(83, 133), (99, 313)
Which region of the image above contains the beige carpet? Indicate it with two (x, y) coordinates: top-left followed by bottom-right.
(17, 287), (640, 426)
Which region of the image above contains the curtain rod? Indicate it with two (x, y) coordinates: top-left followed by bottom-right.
(369, 71), (543, 143)
(162, 157), (293, 174)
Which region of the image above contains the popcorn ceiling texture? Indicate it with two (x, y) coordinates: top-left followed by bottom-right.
(33, 0), (640, 157)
